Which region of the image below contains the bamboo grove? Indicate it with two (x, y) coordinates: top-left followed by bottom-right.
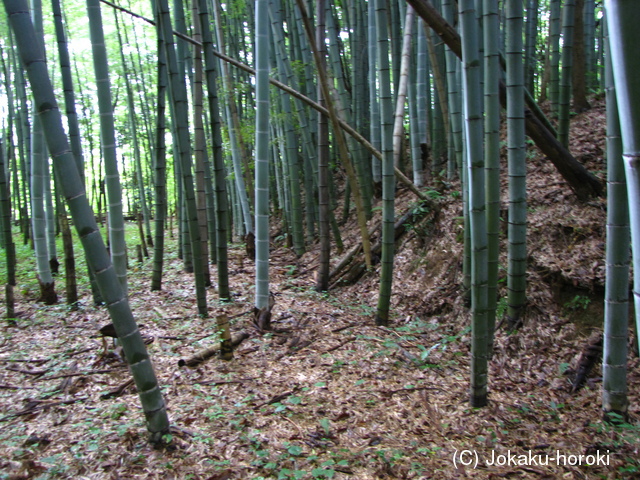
(0, 0), (638, 440)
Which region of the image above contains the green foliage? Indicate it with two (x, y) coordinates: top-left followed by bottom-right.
(106, 402), (128, 420)
(286, 444), (303, 456)
(422, 189), (442, 200)
(563, 294), (591, 311)
(319, 418), (331, 436)
(592, 414), (640, 475)
(496, 296), (508, 319)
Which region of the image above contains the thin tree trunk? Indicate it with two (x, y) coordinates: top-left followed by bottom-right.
(549, 0), (561, 117)
(368, 0), (382, 185)
(374, 0), (397, 326)
(523, 0), (539, 96)
(316, 0), (330, 293)
(558, 0), (576, 147)
(460, 0), (488, 408)
(31, 117), (57, 304)
(151, 24), (168, 292)
(393, 9), (414, 171)
(254, 0), (271, 309)
(483, 0), (500, 351)
(197, 0), (230, 300)
(602, 16), (629, 419)
(0, 141), (16, 318)
(408, 31), (423, 187)
(506, 0), (527, 328)
(442, 0), (462, 178)
(572, 0), (591, 112)
(270, 0), (305, 257)
(606, 0), (640, 361)
(190, 0), (211, 288)
(87, 0), (128, 294)
(583, 0), (597, 91)
(425, 23), (450, 173)
(60, 210), (78, 306)
(114, 11), (150, 260)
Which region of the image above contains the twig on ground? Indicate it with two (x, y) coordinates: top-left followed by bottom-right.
(322, 337), (356, 353)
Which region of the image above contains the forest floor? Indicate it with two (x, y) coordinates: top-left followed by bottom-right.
(1, 96), (640, 479)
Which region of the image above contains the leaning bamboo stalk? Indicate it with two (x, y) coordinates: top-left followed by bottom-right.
(294, 0), (372, 270)
(4, 0), (170, 442)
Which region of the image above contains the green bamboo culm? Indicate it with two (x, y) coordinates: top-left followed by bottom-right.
(3, 0), (170, 442)
(190, 0), (212, 289)
(557, 0), (575, 148)
(392, 6), (415, 172)
(153, 0), (208, 315)
(416, 20), (430, 174)
(407, 28), (423, 188)
(441, 0), (468, 304)
(442, 0), (462, 178)
(583, 0), (597, 91)
(601, 14), (630, 419)
(315, 0), (330, 293)
(506, 0), (527, 327)
(523, 0), (539, 96)
(483, 0), (501, 350)
(349, 1), (374, 204)
(150, 21), (168, 292)
(368, 0), (381, 185)
(548, 0), (561, 118)
(87, 0), (128, 295)
(31, 115), (57, 304)
(255, 0), (271, 309)
(374, 0), (396, 326)
(197, 0), (231, 300)
(30, 0), (57, 305)
(605, 0), (640, 361)
(51, 0), (84, 180)
(0, 140), (16, 318)
(459, 0), (489, 407)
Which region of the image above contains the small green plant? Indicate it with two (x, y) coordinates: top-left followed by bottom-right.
(417, 343), (440, 361)
(285, 443), (303, 456)
(424, 189), (442, 200)
(496, 297), (508, 319)
(319, 418), (331, 436)
(564, 294), (591, 311)
(591, 414), (640, 475)
(277, 469), (306, 479)
(285, 264), (297, 275)
(106, 402), (128, 420)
